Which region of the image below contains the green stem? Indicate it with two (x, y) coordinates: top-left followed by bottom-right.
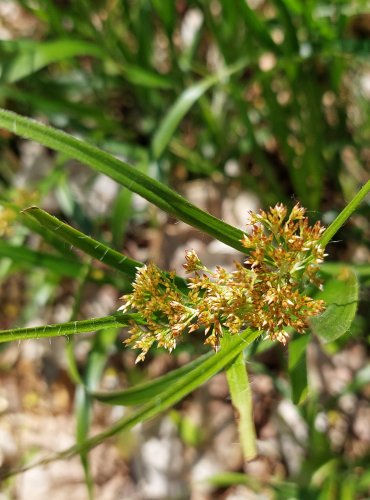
(0, 313), (142, 343)
(320, 180), (370, 248)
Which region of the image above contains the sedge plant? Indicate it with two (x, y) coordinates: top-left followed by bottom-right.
(0, 3), (369, 497)
(0, 109), (367, 491)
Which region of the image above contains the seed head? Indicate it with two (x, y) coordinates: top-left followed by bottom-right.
(120, 204), (326, 361)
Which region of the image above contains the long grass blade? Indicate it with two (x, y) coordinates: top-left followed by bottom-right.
(0, 239), (82, 278)
(22, 206), (142, 278)
(91, 350), (213, 405)
(235, 0), (278, 52)
(0, 39), (103, 83)
(221, 333), (257, 460)
(22, 206), (188, 290)
(0, 108), (246, 253)
(1, 328), (260, 478)
(151, 58), (248, 159)
(288, 335), (310, 404)
(319, 180), (370, 248)
(75, 327), (118, 500)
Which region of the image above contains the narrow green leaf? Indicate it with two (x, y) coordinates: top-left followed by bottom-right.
(235, 0), (278, 52)
(0, 39), (103, 83)
(75, 384), (94, 499)
(122, 64), (174, 89)
(221, 333), (257, 461)
(0, 313), (140, 343)
(2, 329), (261, 477)
(0, 85), (112, 126)
(310, 268), (359, 343)
(0, 200), (74, 255)
(151, 58), (249, 159)
(0, 108), (246, 253)
(92, 351), (213, 405)
(151, 0), (176, 33)
(272, 481), (300, 498)
(319, 180), (370, 248)
(169, 139), (215, 175)
(22, 206), (142, 278)
(75, 327), (118, 500)
(331, 39), (370, 59)
(111, 187), (133, 249)
(339, 475), (358, 500)
(22, 206), (187, 290)
(0, 239), (82, 278)
(272, 0), (299, 53)
(65, 260), (92, 386)
(151, 77), (216, 160)
(288, 335), (309, 404)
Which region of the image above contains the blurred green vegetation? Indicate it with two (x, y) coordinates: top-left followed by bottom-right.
(0, 0), (368, 210)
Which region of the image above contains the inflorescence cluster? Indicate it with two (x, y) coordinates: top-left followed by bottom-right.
(120, 204), (326, 362)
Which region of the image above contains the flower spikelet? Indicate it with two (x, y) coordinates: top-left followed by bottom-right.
(120, 203), (326, 360)
(240, 203), (326, 342)
(120, 263), (194, 363)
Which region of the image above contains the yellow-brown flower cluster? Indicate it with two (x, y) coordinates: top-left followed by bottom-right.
(120, 204), (326, 361)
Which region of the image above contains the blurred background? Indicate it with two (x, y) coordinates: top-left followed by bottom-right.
(0, 1), (369, 499)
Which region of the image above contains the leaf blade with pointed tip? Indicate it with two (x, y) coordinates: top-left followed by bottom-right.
(0, 108), (246, 253)
(0, 39), (104, 83)
(22, 206), (187, 291)
(22, 206), (142, 278)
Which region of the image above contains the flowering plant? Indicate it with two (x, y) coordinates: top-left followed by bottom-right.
(0, 106), (365, 482)
(121, 203), (326, 362)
